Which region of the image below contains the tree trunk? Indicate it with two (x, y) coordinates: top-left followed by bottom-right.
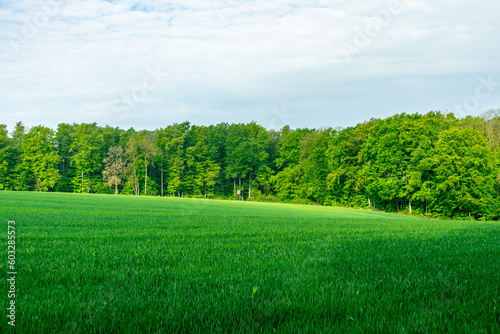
(161, 157), (164, 197)
(133, 161), (138, 196)
(249, 172), (251, 198)
(367, 195), (371, 206)
(144, 157), (148, 196)
(115, 183), (118, 195)
(409, 201), (412, 215)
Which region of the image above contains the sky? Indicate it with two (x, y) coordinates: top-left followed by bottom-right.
(1, 0), (500, 132)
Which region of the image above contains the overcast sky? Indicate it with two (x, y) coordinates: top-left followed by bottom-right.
(1, 0), (499, 132)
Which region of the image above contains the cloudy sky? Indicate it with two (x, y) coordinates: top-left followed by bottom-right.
(1, 0), (499, 132)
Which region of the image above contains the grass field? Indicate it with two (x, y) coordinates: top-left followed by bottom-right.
(1, 191), (499, 333)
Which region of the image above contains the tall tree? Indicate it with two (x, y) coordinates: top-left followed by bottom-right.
(429, 128), (495, 218)
(164, 122), (190, 197)
(482, 109), (500, 201)
(70, 123), (103, 193)
(155, 129), (167, 197)
(139, 131), (160, 196)
(125, 134), (141, 196)
(20, 126), (60, 191)
(185, 126), (221, 198)
(479, 109), (500, 151)
(272, 127), (313, 200)
(103, 146), (127, 194)
(55, 123), (77, 192)
(9, 122), (31, 191)
(0, 125), (11, 189)
(244, 122), (270, 198)
(299, 128), (332, 203)
(224, 124), (246, 199)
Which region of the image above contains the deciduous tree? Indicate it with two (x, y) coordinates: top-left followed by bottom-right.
(103, 146), (127, 194)
(21, 126), (60, 191)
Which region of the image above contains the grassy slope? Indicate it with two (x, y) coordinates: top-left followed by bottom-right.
(1, 191), (499, 333)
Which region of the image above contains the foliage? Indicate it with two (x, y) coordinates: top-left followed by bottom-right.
(0, 111), (499, 219)
(19, 126), (60, 191)
(70, 123), (104, 193)
(102, 146), (128, 194)
(0, 124), (10, 189)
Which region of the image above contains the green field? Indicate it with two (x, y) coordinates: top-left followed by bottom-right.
(1, 191), (499, 333)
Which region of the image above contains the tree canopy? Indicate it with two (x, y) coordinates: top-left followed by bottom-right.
(1, 110), (499, 220)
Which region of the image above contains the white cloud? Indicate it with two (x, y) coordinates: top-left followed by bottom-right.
(0, 0), (499, 132)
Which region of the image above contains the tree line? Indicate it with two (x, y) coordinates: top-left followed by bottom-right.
(1, 110), (499, 220)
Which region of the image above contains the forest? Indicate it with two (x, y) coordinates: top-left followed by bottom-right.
(0, 110), (499, 220)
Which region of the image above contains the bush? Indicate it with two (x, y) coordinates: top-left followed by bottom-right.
(93, 181), (113, 195)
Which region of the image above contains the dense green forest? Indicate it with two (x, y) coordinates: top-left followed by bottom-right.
(1, 110), (499, 220)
